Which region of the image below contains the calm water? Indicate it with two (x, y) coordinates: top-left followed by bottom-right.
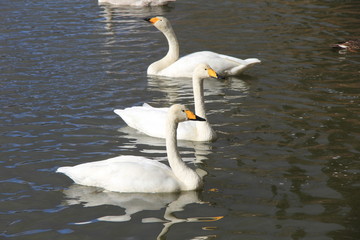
(1, 0), (359, 239)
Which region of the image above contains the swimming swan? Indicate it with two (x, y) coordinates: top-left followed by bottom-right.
(57, 104), (205, 193)
(144, 16), (261, 78)
(114, 64), (220, 141)
(98, 0), (175, 6)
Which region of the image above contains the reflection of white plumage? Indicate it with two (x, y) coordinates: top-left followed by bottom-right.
(98, 0), (175, 7)
(114, 64), (220, 141)
(57, 104), (205, 193)
(62, 185), (179, 223)
(144, 16), (261, 78)
(61, 186), (222, 240)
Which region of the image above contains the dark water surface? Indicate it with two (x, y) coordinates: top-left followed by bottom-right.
(1, 0), (359, 239)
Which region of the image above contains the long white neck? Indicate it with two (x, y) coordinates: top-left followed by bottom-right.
(147, 25), (179, 75)
(193, 76), (217, 141)
(166, 116), (202, 191)
(193, 76), (206, 118)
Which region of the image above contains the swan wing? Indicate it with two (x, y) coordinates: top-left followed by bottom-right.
(159, 51), (260, 78)
(114, 104), (169, 139)
(57, 156), (180, 193)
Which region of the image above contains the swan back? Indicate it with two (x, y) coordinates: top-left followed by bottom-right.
(57, 156), (180, 193)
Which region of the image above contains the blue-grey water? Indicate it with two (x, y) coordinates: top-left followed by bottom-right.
(1, 0), (359, 239)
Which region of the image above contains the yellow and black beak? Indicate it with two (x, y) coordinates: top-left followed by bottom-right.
(207, 67), (225, 80)
(185, 110), (206, 121)
(144, 17), (160, 24)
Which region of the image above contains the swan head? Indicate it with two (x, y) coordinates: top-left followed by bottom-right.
(144, 16), (172, 32)
(169, 104), (206, 123)
(193, 63), (223, 80)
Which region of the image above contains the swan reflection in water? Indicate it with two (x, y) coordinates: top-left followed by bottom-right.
(147, 74), (251, 104)
(62, 185), (222, 239)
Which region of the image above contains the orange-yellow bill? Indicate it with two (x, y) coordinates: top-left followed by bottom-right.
(207, 68), (219, 79)
(144, 17), (160, 24)
(185, 110), (206, 121)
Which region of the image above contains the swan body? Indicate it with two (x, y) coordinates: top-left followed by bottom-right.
(57, 104), (205, 193)
(114, 64), (219, 141)
(145, 16), (261, 78)
(98, 0), (175, 6)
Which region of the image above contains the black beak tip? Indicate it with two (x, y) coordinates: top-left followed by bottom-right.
(217, 75), (226, 80)
(196, 116), (206, 122)
(144, 17), (151, 22)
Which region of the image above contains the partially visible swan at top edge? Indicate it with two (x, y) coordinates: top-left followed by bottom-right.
(98, 0), (175, 7)
(144, 16), (261, 78)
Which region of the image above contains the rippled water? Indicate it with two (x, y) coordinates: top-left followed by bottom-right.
(1, 0), (359, 239)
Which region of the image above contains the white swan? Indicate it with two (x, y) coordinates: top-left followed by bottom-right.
(144, 16), (261, 78)
(114, 64), (219, 141)
(98, 0), (175, 7)
(57, 104), (205, 193)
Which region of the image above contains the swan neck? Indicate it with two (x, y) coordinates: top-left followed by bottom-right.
(166, 119), (185, 170)
(193, 77), (206, 118)
(163, 26), (179, 63)
(192, 76), (217, 141)
(148, 26), (179, 74)
(166, 116), (201, 190)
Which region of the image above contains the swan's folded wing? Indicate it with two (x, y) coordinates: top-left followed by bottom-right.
(57, 156), (180, 193)
(159, 51), (260, 78)
(114, 105), (169, 138)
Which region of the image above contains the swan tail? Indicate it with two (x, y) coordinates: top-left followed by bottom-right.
(142, 103), (153, 108)
(57, 166), (90, 186)
(113, 105), (168, 138)
(114, 109), (137, 129)
(114, 109), (125, 119)
(227, 58), (261, 75)
(57, 166), (72, 175)
(245, 58), (261, 64)
(114, 103), (153, 121)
